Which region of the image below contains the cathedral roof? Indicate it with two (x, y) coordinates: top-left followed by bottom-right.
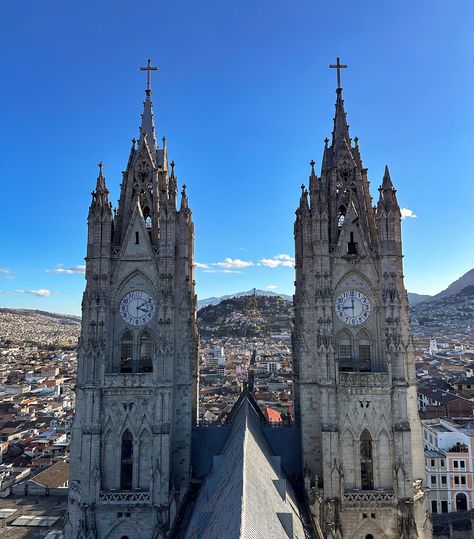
(183, 391), (312, 539)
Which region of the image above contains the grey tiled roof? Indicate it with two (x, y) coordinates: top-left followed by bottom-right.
(184, 393), (311, 538)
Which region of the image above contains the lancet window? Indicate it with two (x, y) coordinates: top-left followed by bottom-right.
(120, 430), (134, 490)
(120, 331), (133, 373)
(360, 430), (374, 490)
(139, 331), (153, 373)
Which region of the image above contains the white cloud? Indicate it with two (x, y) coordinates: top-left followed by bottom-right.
(46, 264), (86, 275)
(400, 208), (417, 219)
(214, 258), (254, 269)
(0, 289), (53, 297)
(0, 268), (14, 279)
(196, 258), (254, 273)
(203, 269), (242, 274)
(259, 254), (295, 268)
(266, 285), (278, 290)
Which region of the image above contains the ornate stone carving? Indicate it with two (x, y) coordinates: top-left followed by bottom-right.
(339, 372), (389, 387)
(98, 490), (151, 504)
(343, 489), (395, 508)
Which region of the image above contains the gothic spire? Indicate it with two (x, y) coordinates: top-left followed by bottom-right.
(331, 89), (351, 154)
(377, 165), (400, 213)
(90, 162), (110, 212)
(329, 57), (350, 154)
(138, 59), (159, 154)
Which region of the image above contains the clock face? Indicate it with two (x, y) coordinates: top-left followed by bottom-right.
(335, 290), (371, 326)
(120, 290), (156, 326)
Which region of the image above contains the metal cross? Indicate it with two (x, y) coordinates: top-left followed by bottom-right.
(140, 59), (158, 93)
(329, 57), (348, 90)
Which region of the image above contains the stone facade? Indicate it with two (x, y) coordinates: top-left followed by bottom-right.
(293, 80), (432, 538)
(64, 83), (198, 539)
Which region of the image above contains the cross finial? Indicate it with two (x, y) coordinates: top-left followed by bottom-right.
(329, 57), (348, 91)
(140, 59), (159, 95)
(98, 161), (103, 173)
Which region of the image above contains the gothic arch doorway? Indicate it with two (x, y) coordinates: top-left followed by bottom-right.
(456, 492), (468, 511)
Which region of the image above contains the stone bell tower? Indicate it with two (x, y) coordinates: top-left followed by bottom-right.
(293, 59), (431, 538)
(65, 60), (198, 539)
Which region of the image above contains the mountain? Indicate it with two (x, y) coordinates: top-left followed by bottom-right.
(407, 292), (432, 305)
(411, 285), (474, 333)
(429, 268), (474, 301)
(197, 289), (292, 309)
(0, 308), (81, 348)
(198, 294), (293, 338)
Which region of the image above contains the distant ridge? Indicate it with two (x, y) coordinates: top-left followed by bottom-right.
(407, 292), (432, 305)
(197, 289), (292, 309)
(429, 267), (474, 302)
(0, 307), (81, 324)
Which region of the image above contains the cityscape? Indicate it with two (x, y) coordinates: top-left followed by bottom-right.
(0, 275), (473, 535)
(1, 2), (473, 538)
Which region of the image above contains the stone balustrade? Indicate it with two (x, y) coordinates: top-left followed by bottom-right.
(98, 490), (151, 504)
(343, 489), (395, 508)
(338, 372), (389, 387)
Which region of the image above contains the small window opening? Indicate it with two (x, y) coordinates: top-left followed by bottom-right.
(359, 344), (371, 372)
(338, 336), (353, 372)
(135, 231), (140, 244)
(348, 231), (358, 254)
(120, 430), (133, 490)
(144, 207), (152, 229)
(365, 534), (374, 539)
(139, 331), (153, 373)
(120, 332), (133, 373)
(360, 430), (374, 490)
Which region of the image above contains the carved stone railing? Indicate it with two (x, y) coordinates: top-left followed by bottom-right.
(343, 489), (395, 508)
(98, 490), (151, 504)
(338, 372), (389, 387)
(69, 480), (81, 502)
(103, 373), (155, 389)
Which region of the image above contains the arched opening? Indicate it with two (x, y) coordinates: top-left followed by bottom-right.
(360, 429), (374, 490)
(120, 331), (133, 373)
(365, 535), (374, 539)
(143, 206), (152, 229)
(338, 205), (346, 227)
(358, 329), (372, 372)
(139, 331), (153, 373)
(456, 492), (468, 511)
(337, 330), (353, 372)
(120, 430), (134, 490)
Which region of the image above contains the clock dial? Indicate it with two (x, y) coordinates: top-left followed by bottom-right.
(120, 290), (156, 326)
(335, 290), (371, 326)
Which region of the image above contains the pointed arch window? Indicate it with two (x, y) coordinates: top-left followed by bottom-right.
(139, 331), (153, 373)
(120, 331), (133, 373)
(360, 429), (374, 490)
(358, 330), (372, 372)
(338, 205), (346, 227)
(120, 430), (134, 490)
(337, 330), (353, 372)
(143, 206), (152, 230)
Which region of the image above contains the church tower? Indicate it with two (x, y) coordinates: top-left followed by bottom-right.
(65, 61), (198, 539)
(293, 60), (431, 538)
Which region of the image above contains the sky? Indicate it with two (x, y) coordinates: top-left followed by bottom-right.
(0, 1), (473, 315)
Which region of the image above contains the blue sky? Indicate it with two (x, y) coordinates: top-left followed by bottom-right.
(1, 1), (473, 315)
